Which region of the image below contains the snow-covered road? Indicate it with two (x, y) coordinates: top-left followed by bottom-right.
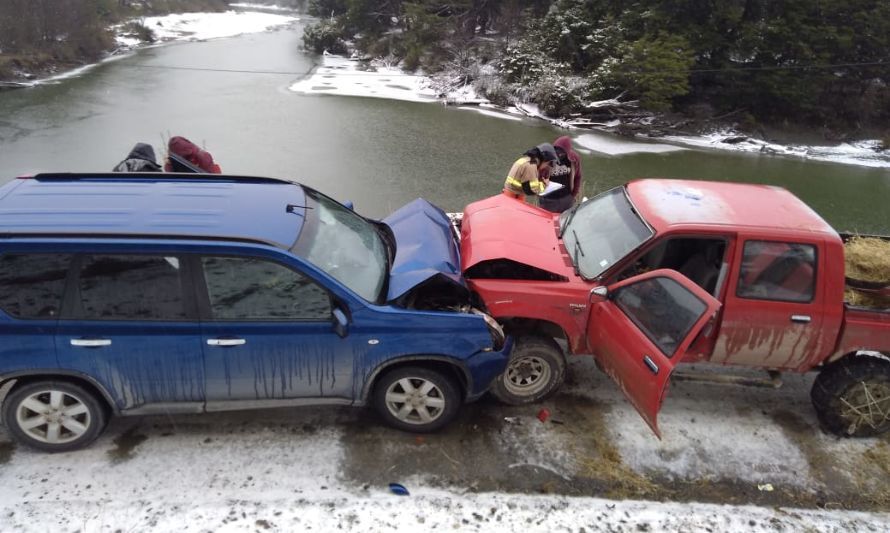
(2, 358), (888, 531)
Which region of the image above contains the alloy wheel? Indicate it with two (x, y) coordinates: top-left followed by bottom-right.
(15, 389), (92, 445)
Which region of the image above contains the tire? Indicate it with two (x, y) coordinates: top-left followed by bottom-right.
(373, 366), (461, 433)
(2, 380), (108, 452)
(811, 356), (890, 438)
(490, 336), (566, 405)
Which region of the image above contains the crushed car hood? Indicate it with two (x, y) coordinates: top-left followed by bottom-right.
(383, 198), (465, 301)
(460, 194), (571, 276)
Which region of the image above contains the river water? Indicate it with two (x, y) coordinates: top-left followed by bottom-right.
(1, 21), (889, 232)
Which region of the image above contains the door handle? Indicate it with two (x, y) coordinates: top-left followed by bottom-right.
(70, 338), (112, 347)
(207, 338), (246, 347)
(790, 315), (811, 324)
(643, 355), (659, 375)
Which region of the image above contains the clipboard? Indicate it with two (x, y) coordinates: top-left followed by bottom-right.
(167, 152), (204, 173)
(539, 181), (565, 196)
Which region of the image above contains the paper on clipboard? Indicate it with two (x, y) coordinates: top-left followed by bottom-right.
(539, 181), (565, 196)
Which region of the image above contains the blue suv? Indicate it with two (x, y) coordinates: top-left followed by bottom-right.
(0, 174), (510, 452)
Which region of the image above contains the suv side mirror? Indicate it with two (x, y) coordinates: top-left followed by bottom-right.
(332, 307), (349, 338)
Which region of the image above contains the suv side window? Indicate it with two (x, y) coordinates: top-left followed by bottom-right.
(0, 253), (73, 319)
(75, 255), (187, 320)
(201, 256), (331, 320)
(736, 240), (816, 303)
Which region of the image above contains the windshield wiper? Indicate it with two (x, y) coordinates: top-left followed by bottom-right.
(571, 229), (585, 276)
(560, 204), (580, 237)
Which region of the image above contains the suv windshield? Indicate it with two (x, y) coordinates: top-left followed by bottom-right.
(291, 189), (389, 302)
(560, 187), (653, 279)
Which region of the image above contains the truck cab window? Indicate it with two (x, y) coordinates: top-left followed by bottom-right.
(737, 241), (816, 302)
(618, 238), (727, 296)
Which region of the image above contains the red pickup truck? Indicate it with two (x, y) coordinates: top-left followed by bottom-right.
(459, 179), (890, 438)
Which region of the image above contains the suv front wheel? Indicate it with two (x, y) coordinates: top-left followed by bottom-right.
(374, 366), (460, 432)
(3, 380), (108, 452)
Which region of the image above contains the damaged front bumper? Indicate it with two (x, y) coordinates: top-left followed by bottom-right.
(464, 335), (514, 402)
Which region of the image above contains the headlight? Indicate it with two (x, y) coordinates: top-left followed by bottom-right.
(473, 309), (505, 350)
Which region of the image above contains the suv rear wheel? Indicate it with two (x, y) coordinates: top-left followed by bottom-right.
(3, 380), (108, 452)
(374, 366), (460, 432)
(811, 356), (890, 437)
(491, 336), (566, 405)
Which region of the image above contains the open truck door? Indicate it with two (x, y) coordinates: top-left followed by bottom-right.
(588, 269), (721, 437)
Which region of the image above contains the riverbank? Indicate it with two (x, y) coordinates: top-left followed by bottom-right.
(294, 54), (890, 169)
(1, 9), (298, 88)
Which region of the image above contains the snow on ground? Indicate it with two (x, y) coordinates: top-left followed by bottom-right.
(662, 130), (890, 169)
(573, 131), (687, 156)
(289, 55), (439, 102)
(137, 11), (297, 43)
(1, 411), (887, 532)
(229, 3), (299, 11)
(2, 357), (889, 531)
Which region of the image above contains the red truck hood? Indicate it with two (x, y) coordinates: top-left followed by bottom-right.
(460, 193), (571, 276)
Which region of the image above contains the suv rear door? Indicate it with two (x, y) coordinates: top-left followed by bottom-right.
(587, 269), (720, 437)
(0, 252), (71, 374)
(55, 253), (205, 409)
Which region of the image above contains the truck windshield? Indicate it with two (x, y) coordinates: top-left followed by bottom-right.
(291, 189), (388, 302)
(560, 187), (653, 279)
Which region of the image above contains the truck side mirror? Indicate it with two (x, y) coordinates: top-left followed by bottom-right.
(590, 286), (608, 302)
(332, 307), (349, 338)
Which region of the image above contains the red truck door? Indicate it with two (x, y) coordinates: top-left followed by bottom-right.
(588, 269), (721, 437)
(711, 238), (829, 369)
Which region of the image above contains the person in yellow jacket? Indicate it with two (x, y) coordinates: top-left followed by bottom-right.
(503, 143), (559, 200)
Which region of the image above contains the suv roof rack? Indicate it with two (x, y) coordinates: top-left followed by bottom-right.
(31, 172), (296, 185)
(0, 231), (285, 249)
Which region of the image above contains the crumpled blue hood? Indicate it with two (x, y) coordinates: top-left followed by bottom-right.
(383, 198), (464, 302)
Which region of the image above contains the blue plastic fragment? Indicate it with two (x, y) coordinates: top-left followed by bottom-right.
(388, 483), (410, 496)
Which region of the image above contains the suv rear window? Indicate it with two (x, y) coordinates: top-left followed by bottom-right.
(75, 255), (187, 320)
(0, 254), (72, 319)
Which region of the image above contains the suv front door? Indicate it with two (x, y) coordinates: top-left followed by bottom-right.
(196, 254), (355, 405)
(587, 269), (721, 437)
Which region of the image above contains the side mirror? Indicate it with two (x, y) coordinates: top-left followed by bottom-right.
(332, 307), (349, 338)
(590, 286), (608, 302)
(342, 201), (354, 211)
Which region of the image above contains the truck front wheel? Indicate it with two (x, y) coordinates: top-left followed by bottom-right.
(811, 356), (890, 437)
(491, 336), (566, 405)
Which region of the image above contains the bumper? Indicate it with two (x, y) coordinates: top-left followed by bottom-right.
(465, 336), (514, 401)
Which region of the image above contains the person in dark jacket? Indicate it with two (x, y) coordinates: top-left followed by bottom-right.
(112, 143), (162, 172)
(538, 136), (583, 213)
